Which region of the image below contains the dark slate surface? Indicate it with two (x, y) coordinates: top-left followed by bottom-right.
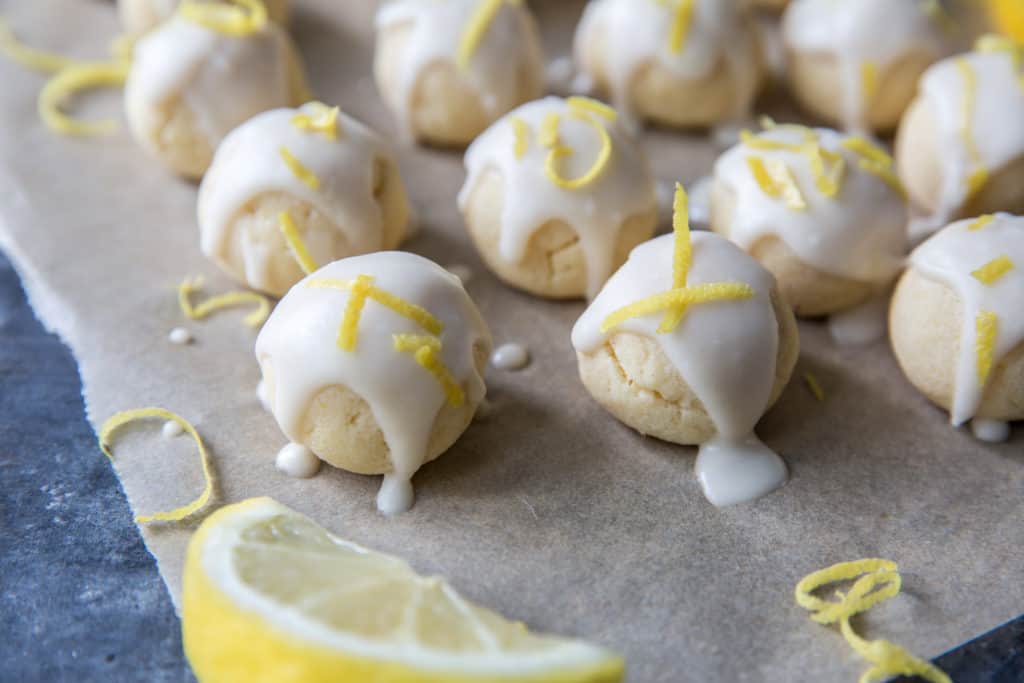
(0, 248), (1020, 682)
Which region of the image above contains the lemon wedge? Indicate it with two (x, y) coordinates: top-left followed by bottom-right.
(182, 498), (624, 683)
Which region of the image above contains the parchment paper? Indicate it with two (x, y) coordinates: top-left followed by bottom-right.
(1, 1), (1022, 680)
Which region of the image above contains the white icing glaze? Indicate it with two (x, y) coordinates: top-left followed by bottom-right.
(162, 420), (184, 438)
(125, 15), (293, 149)
(714, 126), (907, 288)
(826, 294), (889, 346)
(255, 251), (492, 514)
(458, 96), (656, 298)
(910, 50), (1024, 238)
(971, 418), (1010, 443)
(782, 0), (948, 133)
(374, 0), (544, 137)
(257, 379), (272, 412)
(275, 442), (321, 478)
(573, 0), (760, 123)
(168, 327), (193, 345)
(909, 213), (1024, 426)
(572, 232), (787, 506)
(198, 105), (401, 292)
(490, 342), (529, 370)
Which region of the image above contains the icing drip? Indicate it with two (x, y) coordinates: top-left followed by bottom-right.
(971, 419), (1011, 443)
(910, 47), (1024, 239)
(168, 327), (193, 345)
(255, 252), (491, 514)
(782, 0), (948, 133)
(275, 442), (321, 478)
(574, 0), (760, 123)
(375, 0), (543, 137)
(198, 104), (400, 292)
(491, 343), (530, 370)
(573, 193), (787, 505)
(458, 96), (656, 298)
(909, 214), (1024, 426)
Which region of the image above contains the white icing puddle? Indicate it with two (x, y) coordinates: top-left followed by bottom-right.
(971, 419), (1010, 443)
(275, 443), (321, 478)
(377, 474), (414, 516)
(256, 379), (272, 412)
(161, 420), (184, 438)
(491, 343), (530, 371)
(695, 434), (788, 506)
(827, 295), (889, 346)
(168, 327), (192, 345)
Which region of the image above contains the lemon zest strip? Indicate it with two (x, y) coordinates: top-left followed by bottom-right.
(178, 0), (268, 36)
(178, 276), (271, 328)
(99, 408), (214, 524)
(279, 147), (321, 190)
(567, 96), (617, 121)
(457, 0), (520, 70)
(277, 211), (318, 275)
(956, 58), (990, 199)
(291, 102), (340, 140)
(511, 116), (529, 160)
(38, 61), (129, 136)
(842, 137), (906, 197)
(971, 255), (1015, 285)
(393, 334), (465, 406)
(746, 156), (807, 210)
(861, 61), (879, 101)
(0, 19), (77, 72)
(540, 112), (561, 148)
(658, 182), (692, 332)
(967, 214), (996, 231)
(803, 372), (825, 402)
(741, 127), (845, 198)
(544, 112), (613, 190)
(795, 559), (951, 683)
(976, 311), (999, 384)
(668, 0), (696, 54)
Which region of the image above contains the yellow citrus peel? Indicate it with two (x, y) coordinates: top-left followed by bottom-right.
(741, 127), (845, 198)
(279, 146), (320, 190)
(602, 183), (755, 334)
(277, 212), (318, 275)
(841, 137), (905, 197)
(393, 334), (465, 406)
(38, 61), (129, 136)
(540, 112), (561, 148)
(568, 95), (617, 121)
(804, 372), (825, 402)
(291, 102), (340, 140)
(861, 61), (879, 101)
(956, 57), (991, 198)
(178, 276), (271, 328)
(511, 116), (529, 160)
(976, 33), (1024, 88)
(976, 311), (999, 383)
(795, 559), (951, 683)
(457, 0), (521, 70)
(746, 156), (807, 210)
(543, 110), (614, 190)
(99, 408), (214, 524)
(971, 255), (1015, 284)
(967, 214), (996, 231)
(667, 0), (696, 54)
(178, 0), (268, 36)
(0, 19), (76, 72)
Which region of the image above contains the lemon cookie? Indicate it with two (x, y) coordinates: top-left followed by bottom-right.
(198, 103), (409, 297)
(897, 36), (1024, 239)
(573, 0), (762, 128)
(572, 185), (799, 506)
(782, 0), (951, 134)
(255, 251), (492, 514)
(890, 213), (1024, 442)
(117, 0), (289, 34)
(711, 124), (907, 343)
(373, 0), (545, 147)
(458, 96), (657, 299)
(124, 1), (308, 179)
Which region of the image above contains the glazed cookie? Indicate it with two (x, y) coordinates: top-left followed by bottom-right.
(573, 0), (762, 128)
(117, 0), (289, 34)
(782, 0), (951, 133)
(897, 36), (1024, 239)
(458, 96), (658, 299)
(572, 185), (799, 506)
(124, 1), (309, 179)
(373, 0), (545, 147)
(890, 213), (1024, 442)
(255, 251), (493, 514)
(711, 123), (907, 343)
(198, 103), (409, 297)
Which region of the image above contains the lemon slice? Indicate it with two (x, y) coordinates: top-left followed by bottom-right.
(182, 498), (624, 683)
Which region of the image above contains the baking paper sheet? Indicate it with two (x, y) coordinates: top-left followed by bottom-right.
(1, 1), (1022, 680)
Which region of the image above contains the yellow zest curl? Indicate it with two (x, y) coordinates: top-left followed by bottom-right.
(796, 559), (951, 683)
(38, 61), (129, 136)
(279, 146), (320, 190)
(178, 276), (271, 328)
(746, 156), (807, 210)
(742, 127), (845, 198)
(861, 61), (879, 101)
(0, 19), (76, 72)
(956, 58), (990, 199)
(178, 0), (268, 36)
(277, 211), (318, 275)
(842, 137), (905, 197)
(967, 214), (996, 231)
(393, 334), (465, 406)
(511, 116), (529, 160)
(291, 102), (340, 140)
(540, 112), (561, 148)
(976, 311), (999, 384)
(99, 408), (214, 524)
(457, 0), (521, 70)
(544, 111), (613, 190)
(971, 255), (1015, 285)
(668, 0), (696, 54)
(567, 96), (617, 121)
(803, 372), (825, 402)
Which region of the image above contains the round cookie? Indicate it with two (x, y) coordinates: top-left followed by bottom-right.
(373, 0), (545, 147)
(124, 5), (309, 179)
(782, 0), (951, 133)
(117, 0), (289, 34)
(255, 251), (493, 514)
(198, 103), (409, 297)
(458, 96), (658, 300)
(890, 213), (1024, 441)
(711, 124), (907, 341)
(896, 37), (1024, 239)
(573, 0), (762, 128)
(572, 186), (799, 506)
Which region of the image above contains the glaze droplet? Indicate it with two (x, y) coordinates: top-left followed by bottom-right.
(491, 343), (530, 371)
(377, 474), (414, 516)
(168, 327), (192, 345)
(695, 434), (788, 506)
(275, 443), (321, 479)
(161, 420), (184, 438)
(971, 419), (1010, 443)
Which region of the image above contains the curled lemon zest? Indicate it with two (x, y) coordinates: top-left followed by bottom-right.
(971, 255), (1015, 284)
(746, 156), (807, 210)
(99, 408), (214, 524)
(393, 333), (442, 353)
(277, 211), (318, 275)
(842, 137), (906, 197)
(567, 96), (617, 121)
(540, 112), (561, 148)
(742, 127), (845, 198)
(976, 311), (999, 384)
(0, 19), (76, 72)
(861, 61), (879, 101)
(511, 116), (529, 160)
(38, 61), (129, 136)
(457, 0), (520, 70)
(279, 146), (320, 190)
(956, 58), (990, 199)
(658, 182), (691, 332)
(178, 0), (268, 36)
(975, 33), (1024, 88)
(803, 372), (825, 402)
(967, 214), (996, 231)
(544, 111), (613, 190)
(393, 334), (465, 406)
(178, 276), (271, 328)
(796, 559), (951, 683)
(291, 102), (340, 140)
(667, 0), (696, 54)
